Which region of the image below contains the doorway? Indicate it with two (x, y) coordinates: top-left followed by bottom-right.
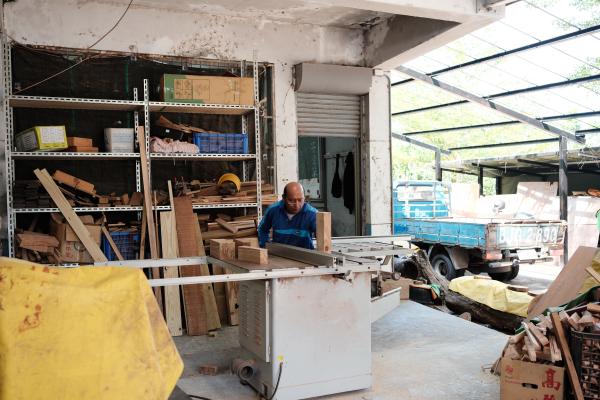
(298, 136), (360, 236)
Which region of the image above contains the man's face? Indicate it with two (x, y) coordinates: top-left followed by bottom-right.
(284, 187), (305, 215)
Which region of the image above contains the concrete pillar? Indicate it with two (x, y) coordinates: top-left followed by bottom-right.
(364, 74), (392, 235)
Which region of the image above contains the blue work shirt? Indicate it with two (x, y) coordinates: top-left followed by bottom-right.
(258, 200), (317, 249)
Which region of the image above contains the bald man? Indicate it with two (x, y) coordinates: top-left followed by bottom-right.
(258, 182), (317, 249)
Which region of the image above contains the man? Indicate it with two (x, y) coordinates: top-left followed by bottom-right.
(258, 182), (317, 249)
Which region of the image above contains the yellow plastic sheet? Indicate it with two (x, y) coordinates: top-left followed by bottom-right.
(449, 276), (533, 317)
(0, 257), (183, 400)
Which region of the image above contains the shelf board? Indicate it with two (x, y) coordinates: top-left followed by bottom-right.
(14, 206), (144, 213)
(153, 203), (258, 211)
(149, 101), (254, 115)
(13, 203), (258, 213)
(9, 95), (143, 111)
(11, 152), (140, 160)
(150, 153), (256, 161)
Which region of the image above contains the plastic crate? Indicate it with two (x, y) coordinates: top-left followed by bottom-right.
(193, 133), (248, 154)
(570, 329), (600, 399)
(101, 230), (140, 261)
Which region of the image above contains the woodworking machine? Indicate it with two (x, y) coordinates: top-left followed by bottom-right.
(212, 243), (382, 400)
(100, 239), (404, 400)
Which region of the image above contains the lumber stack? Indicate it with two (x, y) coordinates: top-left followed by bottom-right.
(179, 180), (278, 206)
(501, 317), (564, 364)
(198, 213), (259, 246)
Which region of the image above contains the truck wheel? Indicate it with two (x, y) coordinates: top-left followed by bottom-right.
(489, 266), (519, 282)
(431, 254), (463, 280)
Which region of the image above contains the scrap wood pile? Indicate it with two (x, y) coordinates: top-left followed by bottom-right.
(16, 170), (146, 208)
(175, 179), (278, 206)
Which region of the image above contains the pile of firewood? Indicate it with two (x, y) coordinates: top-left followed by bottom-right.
(502, 305), (600, 365)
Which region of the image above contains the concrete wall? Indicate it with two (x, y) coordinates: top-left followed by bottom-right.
(3, 0), (364, 193)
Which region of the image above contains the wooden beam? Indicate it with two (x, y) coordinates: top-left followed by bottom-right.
(160, 211), (183, 336)
(586, 266), (600, 284)
(215, 218), (239, 234)
(34, 168), (107, 262)
(238, 246), (268, 265)
(174, 196), (220, 334)
(550, 312), (584, 400)
(316, 212), (332, 253)
(101, 226), (124, 261)
(210, 239), (237, 325)
(137, 127), (158, 259)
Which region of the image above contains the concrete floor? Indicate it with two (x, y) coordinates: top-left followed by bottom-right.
(173, 301), (506, 400)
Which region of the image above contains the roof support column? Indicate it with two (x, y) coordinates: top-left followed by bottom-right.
(559, 136), (568, 264)
(478, 167), (484, 195)
(435, 150), (442, 182)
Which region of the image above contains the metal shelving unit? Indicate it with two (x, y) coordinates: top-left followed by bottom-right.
(2, 44), (263, 256)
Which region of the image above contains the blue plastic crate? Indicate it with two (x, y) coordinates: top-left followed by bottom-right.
(193, 133), (248, 154)
(101, 230), (140, 261)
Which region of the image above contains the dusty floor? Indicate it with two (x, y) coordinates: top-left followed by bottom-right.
(172, 301), (506, 400)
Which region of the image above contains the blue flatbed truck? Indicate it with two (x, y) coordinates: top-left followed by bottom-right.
(393, 181), (566, 281)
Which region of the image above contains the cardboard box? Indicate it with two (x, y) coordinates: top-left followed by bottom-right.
(15, 126), (68, 152)
(67, 137), (93, 147)
(104, 128), (134, 153)
(49, 214), (102, 263)
(160, 74), (254, 106)
(500, 358), (564, 400)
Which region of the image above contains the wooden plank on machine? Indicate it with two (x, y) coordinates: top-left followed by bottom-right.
(238, 246), (268, 264)
(174, 196), (220, 335)
(160, 211), (183, 336)
(34, 168), (107, 262)
(317, 212), (331, 253)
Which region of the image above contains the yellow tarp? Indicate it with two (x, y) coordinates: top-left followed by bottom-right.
(0, 257), (183, 400)
(449, 276), (533, 317)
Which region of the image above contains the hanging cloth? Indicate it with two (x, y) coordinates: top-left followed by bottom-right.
(343, 152), (355, 214)
(331, 154), (343, 198)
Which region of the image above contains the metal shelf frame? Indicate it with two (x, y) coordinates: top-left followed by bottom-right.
(2, 44), (264, 256)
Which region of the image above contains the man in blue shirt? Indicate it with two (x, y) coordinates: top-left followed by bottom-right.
(258, 182), (317, 249)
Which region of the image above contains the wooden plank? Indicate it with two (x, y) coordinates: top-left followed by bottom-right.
(587, 303), (600, 314)
(160, 211), (183, 336)
(550, 312), (584, 400)
(52, 169), (96, 196)
(173, 196), (220, 334)
(130, 192), (143, 206)
(526, 321), (549, 346)
(521, 322), (541, 350)
(586, 266), (600, 284)
(215, 218), (238, 234)
(34, 168), (107, 262)
(234, 237), (259, 256)
(523, 336), (537, 362)
(238, 246), (268, 264)
(139, 206), (147, 260)
(210, 239), (236, 325)
(316, 212), (332, 253)
(193, 221), (221, 331)
(137, 127), (158, 259)
(137, 127), (162, 310)
(528, 246), (598, 318)
(101, 226), (124, 261)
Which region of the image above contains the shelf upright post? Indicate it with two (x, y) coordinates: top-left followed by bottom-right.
(253, 58), (262, 219)
(143, 79), (152, 209)
(134, 87), (141, 193)
(241, 60), (248, 182)
(2, 41), (15, 256)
